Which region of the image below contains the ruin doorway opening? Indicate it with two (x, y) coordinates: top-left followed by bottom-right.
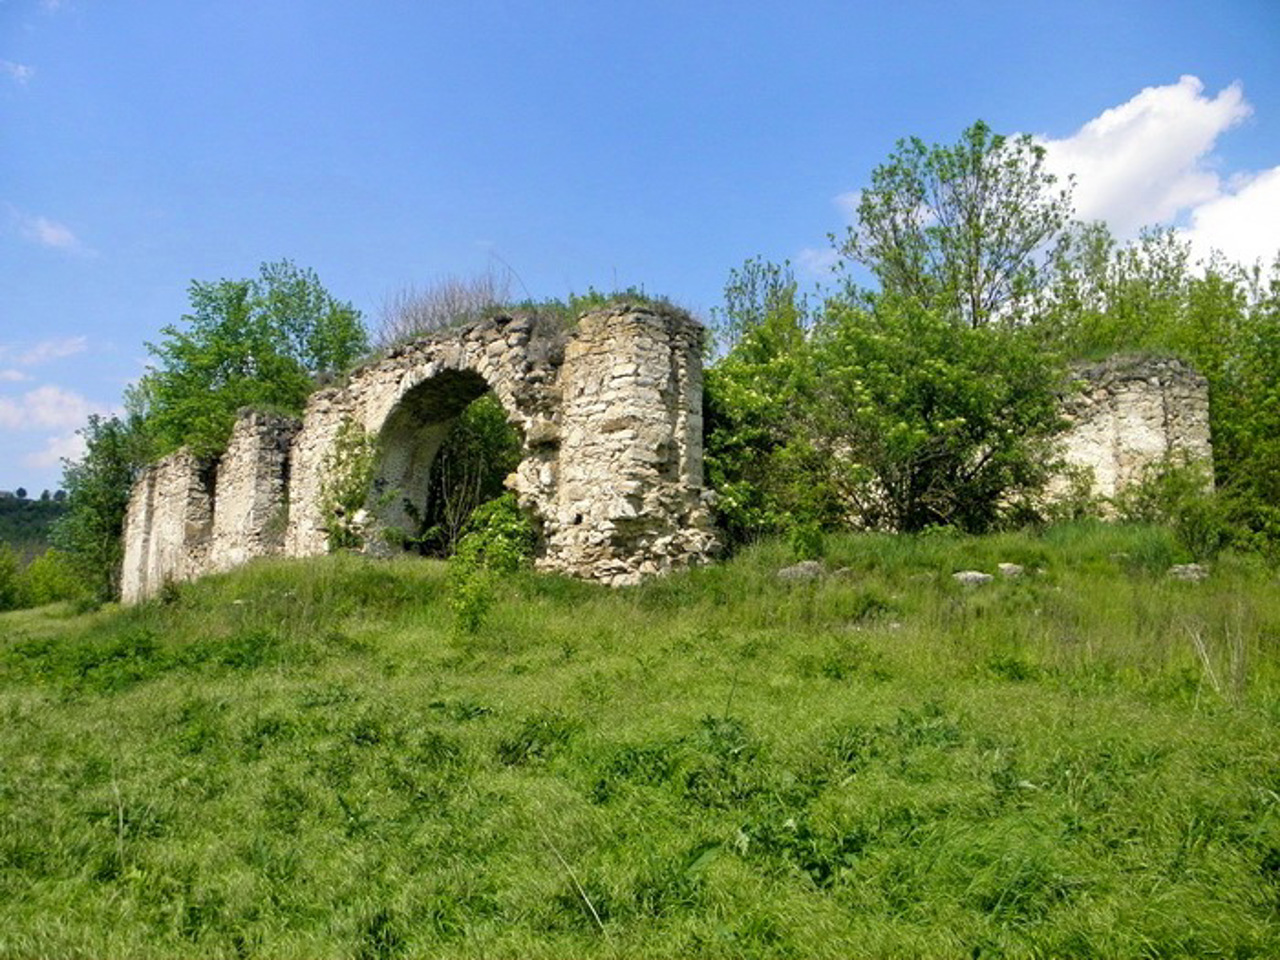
(370, 368), (525, 557)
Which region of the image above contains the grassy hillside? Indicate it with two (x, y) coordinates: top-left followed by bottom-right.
(2, 524), (1279, 958)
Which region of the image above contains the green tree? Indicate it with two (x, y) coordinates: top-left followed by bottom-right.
(19, 548), (85, 607)
(709, 256), (809, 354)
(51, 414), (152, 601)
(137, 260), (366, 457)
(808, 294), (1065, 532)
(841, 121), (1072, 326)
(703, 260), (825, 545)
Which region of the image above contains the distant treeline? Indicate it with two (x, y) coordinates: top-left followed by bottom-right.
(0, 495), (68, 560)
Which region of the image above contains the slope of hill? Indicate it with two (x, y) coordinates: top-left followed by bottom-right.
(0, 496), (66, 559)
(2, 524), (1278, 958)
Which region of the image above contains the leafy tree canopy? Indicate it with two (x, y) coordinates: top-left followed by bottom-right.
(135, 260), (366, 458)
(841, 120), (1073, 327)
(51, 413), (153, 601)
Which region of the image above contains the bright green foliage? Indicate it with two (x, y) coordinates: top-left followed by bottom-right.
(447, 493), (535, 633)
(255, 259), (369, 375)
(1113, 456), (1231, 561)
(707, 123), (1074, 544)
(809, 297), (1065, 532)
(419, 394), (524, 557)
(137, 260), (366, 458)
(2, 527), (1279, 957)
(703, 263), (822, 544)
(18, 548), (86, 607)
(51, 413), (153, 602)
(709, 256), (811, 354)
(842, 120), (1072, 327)
(705, 250), (1066, 542)
(0, 543), (20, 611)
(319, 419), (380, 551)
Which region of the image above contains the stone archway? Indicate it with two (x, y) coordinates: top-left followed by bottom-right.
(366, 367), (524, 556)
(121, 303), (720, 603)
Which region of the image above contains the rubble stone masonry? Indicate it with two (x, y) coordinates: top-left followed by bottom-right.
(121, 304), (719, 603)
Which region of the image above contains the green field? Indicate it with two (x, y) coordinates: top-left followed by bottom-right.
(2, 524), (1279, 958)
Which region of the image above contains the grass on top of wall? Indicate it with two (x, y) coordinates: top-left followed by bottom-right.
(2, 522), (1279, 959)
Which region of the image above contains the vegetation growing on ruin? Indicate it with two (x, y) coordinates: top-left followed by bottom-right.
(3, 523), (1279, 958)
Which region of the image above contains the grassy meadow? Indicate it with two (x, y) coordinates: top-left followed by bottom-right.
(2, 523), (1279, 958)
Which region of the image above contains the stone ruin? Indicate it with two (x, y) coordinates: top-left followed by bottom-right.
(121, 303), (718, 603)
(1052, 354), (1212, 504)
(120, 303), (1214, 605)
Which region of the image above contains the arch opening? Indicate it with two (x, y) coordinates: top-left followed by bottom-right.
(369, 368), (526, 557)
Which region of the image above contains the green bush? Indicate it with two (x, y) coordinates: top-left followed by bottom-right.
(320, 419), (380, 551)
(19, 548), (86, 607)
(1114, 456), (1231, 560)
(418, 394), (523, 558)
(0, 543), (21, 611)
(446, 493), (536, 633)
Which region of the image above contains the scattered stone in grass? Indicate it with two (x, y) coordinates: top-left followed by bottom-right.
(1168, 563), (1209, 582)
(997, 563), (1024, 578)
(953, 570), (993, 586)
(778, 561), (823, 582)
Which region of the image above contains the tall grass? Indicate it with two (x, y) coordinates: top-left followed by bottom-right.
(2, 525), (1278, 958)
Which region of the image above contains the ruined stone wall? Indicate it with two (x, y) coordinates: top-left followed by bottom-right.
(548, 308), (715, 582)
(119, 449), (215, 604)
(121, 303), (718, 602)
(208, 412), (300, 573)
(1055, 355), (1213, 502)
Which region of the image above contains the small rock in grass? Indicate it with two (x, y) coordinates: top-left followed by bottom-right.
(1168, 563), (1209, 582)
(777, 560), (824, 582)
(953, 570), (993, 586)
(997, 563), (1025, 578)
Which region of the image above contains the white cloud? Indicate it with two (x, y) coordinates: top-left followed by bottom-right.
(10, 336), (89, 366)
(806, 75), (1280, 281)
(834, 190), (861, 222)
(0, 385), (110, 431)
(20, 214), (86, 252)
(0, 336), (90, 369)
(796, 246), (840, 276)
(1037, 76), (1251, 236)
(1, 60), (35, 85)
(1181, 165), (1280, 267)
(22, 431), (86, 470)
(1035, 75), (1279, 265)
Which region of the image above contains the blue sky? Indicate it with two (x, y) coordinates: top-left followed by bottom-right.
(2, 0), (1278, 493)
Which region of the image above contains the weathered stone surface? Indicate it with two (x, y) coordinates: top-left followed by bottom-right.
(778, 560), (824, 582)
(997, 562), (1025, 578)
(1052, 356), (1212, 505)
(1168, 563), (1209, 582)
(209, 412), (300, 573)
(122, 304), (719, 602)
(120, 449), (215, 604)
(953, 570), (993, 586)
